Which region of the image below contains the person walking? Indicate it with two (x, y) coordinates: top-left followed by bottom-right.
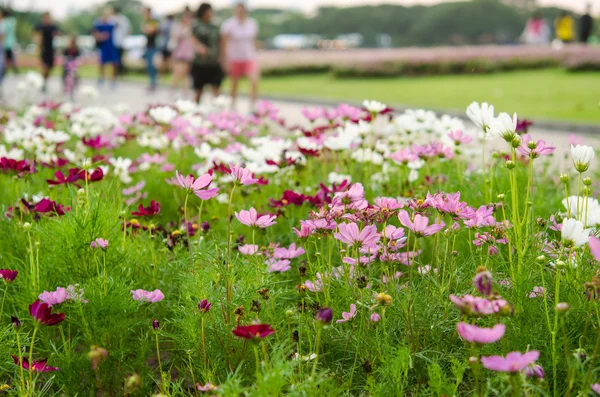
(62, 35), (80, 101)
(92, 8), (118, 88)
(579, 4), (594, 44)
(142, 7), (159, 91)
(159, 14), (174, 73)
(0, 8), (17, 75)
(221, 1), (259, 110)
(555, 11), (575, 43)
(521, 11), (550, 45)
(112, 6), (131, 75)
(191, 3), (223, 103)
(34, 12), (59, 93)
(169, 7), (195, 98)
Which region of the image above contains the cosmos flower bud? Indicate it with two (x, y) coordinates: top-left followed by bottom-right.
(583, 177), (593, 186)
(473, 268), (493, 296)
(527, 140), (538, 150)
(370, 312), (381, 323)
(505, 161), (515, 169)
(152, 319), (160, 330)
(315, 307), (333, 325)
(535, 255), (546, 264)
(356, 275), (368, 289)
(510, 136), (521, 148)
(555, 302), (569, 314)
(198, 299), (212, 313)
(559, 173), (570, 183)
(200, 221), (210, 232)
(77, 188), (86, 197)
(124, 373), (141, 393)
(11, 316), (21, 328)
(23, 222), (31, 231)
(496, 193), (505, 201)
(257, 288), (270, 300)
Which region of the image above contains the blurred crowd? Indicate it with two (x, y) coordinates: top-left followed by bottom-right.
(522, 4), (594, 46)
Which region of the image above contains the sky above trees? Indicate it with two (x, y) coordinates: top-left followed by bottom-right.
(14, 0), (597, 19)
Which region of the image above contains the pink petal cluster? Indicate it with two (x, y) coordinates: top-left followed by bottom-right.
(39, 287), (69, 306)
(336, 304), (357, 323)
(456, 322), (505, 344)
(239, 244), (260, 255)
(229, 165), (258, 185)
(90, 238), (109, 249)
(334, 223), (380, 247)
(131, 289), (165, 303)
(481, 351), (540, 373)
(398, 210), (445, 236)
(175, 171), (219, 200)
(273, 243), (305, 259)
(235, 208), (277, 228)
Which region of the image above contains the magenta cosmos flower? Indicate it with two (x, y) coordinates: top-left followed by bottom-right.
(517, 134), (556, 159)
(175, 170), (219, 200)
(481, 351), (539, 373)
(90, 238), (109, 249)
(456, 322), (505, 344)
(232, 324), (275, 339)
(0, 269), (18, 282)
(334, 223), (380, 248)
(29, 300), (65, 326)
(398, 210), (445, 236)
(589, 235), (600, 263)
(235, 208), (276, 228)
(131, 289), (165, 303)
(39, 287), (69, 306)
(12, 356), (59, 372)
(229, 165), (258, 185)
(336, 304), (357, 323)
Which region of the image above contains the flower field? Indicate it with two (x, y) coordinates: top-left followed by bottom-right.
(1, 73), (600, 396)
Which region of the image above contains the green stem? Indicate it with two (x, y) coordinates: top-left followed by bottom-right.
(225, 185), (237, 306)
(311, 327), (322, 378)
(15, 330), (26, 394)
(28, 325), (39, 393)
(0, 284), (8, 321)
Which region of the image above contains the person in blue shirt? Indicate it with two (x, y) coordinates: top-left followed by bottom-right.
(92, 8), (118, 88)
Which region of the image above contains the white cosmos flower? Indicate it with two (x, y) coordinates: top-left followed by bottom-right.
(363, 100), (387, 114)
(561, 218), (591, 248)
(328, 172), (352, 185)
(562, 196), (600, 226)
(324, 125), (361, 151)
(79, 85), (100, 99)
(571, 144), (595, 173)
(24, 71), (44, 90)
(488, 112), (517, 142)
(175, 99), (198, 114)
(149, 106), (178, 125)
(109, 157), (133, 184)
(466, 102), (495, 132)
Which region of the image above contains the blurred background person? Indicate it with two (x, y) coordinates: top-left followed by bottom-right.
(63, 35), (80, 101)
(555, 11), (575, 44)
(92, 8), (118, 88)
(0, 8), (17, 75)
(34, 12), (59, 93)
(142, 6), (159, 91)
(222, 1), (259, 110)
(0, 11), (5, 95)
(159, 14), (174, 73)
(191, 3), (223, 103)
(112, 6), (131, 76)
(169, 7), (195, 98)
(579, 4), (594, 44)
(521, 11), (550, 45)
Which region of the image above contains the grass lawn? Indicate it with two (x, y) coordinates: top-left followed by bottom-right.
(45, 66), (600, 123)
(241, 70), (600, 124)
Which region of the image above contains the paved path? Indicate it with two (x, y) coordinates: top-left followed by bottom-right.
(1, 75), (597, 170)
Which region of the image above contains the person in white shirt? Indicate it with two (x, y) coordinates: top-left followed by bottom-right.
(221, 1), (259, 109)
(112, 6), (131, 75)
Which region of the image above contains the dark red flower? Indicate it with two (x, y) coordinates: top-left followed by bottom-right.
(270, 190), (310, 208)
(0, 269), (18, 282)
(47, 169), (81, 187)
(40, 158), (69, 169)
(255, 175), (269, 185)
(34, 198), (69, 216)
(232, 324), (275, 340)
(198, 299), (212, 313)
(77, 167), (104, 182)
(516, 119), (534, 134)
(131, 200), (161, 217)
(12, 356), (59, 372)
(82, 136), (110, 149)
(0, 157), (35, 174)
(210, 162), (231, 175)
(298, 147), (320, 157)
(29, 300), (65, 326)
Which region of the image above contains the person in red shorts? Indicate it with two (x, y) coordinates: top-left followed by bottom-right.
(221, 1), (259, 111)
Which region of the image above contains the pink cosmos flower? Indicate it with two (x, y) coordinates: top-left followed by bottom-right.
(448, 130), (472, 145)
(425, 192), (471, 217)
(130, 289), (165, 303)
(175, 171), (219, 200)
(304, 279), (323, 292)
(122, 180), (146, 196)
(196, 382), (218, 392)
(267, 259), (291, 273)
(239, 244), (260, 255)
(235, 208), (277, 228)
(273, 243), (305, 259)
(301, 107), (323, 122)
(336, 304), (357, 323)
(389, 148), (418, 164)
(529, 286), (546, 298)
(464, 206), (496, 228)
(303, 218), (336, 231)
(456, 322), (505, 344)
(39, 287), (69, 306)
(592, 384), (600, 395)
(398, 210), (445, 236)
(524, 364), (545, 379)
(517, 134), (556, 158)
(481, 351), (540, 373)
(449, 294), (511, 317)
(331, 183), (368, 211)
(374, 197), (404, 211)
(229, 165), (258, 185)
(293, 224), (314, 238)
(589, 235), (600, 263)
(90, 238), (109, 249)
(370, 312), (381, 322)
(334, 223), (380, 247)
